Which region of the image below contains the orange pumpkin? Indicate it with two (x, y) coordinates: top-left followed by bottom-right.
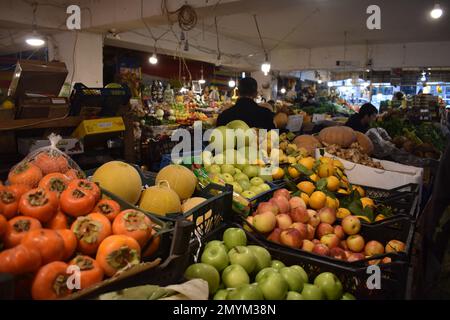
(318, 126), (356, 148)
(354, 131), (374, 155)
(293, 135), (322, 156)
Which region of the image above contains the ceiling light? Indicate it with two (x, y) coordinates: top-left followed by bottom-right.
(149, 53), (158, 65)
(228, 79), (236, 88)
(430, 3), (443, 19)
(199, 79), (206, 84)
(317, 79), (323, 84)
(26, 31), (45, 47)
(261, 55), (271, 76)
(280, 87), (286, 94)
(365, 69), (371, 73)
(242, 72), (246, 78)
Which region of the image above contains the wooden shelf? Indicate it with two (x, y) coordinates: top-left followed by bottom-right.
(0, 116), (82, 131)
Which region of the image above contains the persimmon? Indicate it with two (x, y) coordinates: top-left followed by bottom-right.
(18, 188), (58, 223)
(142, 228), (161, 258)
(65, 169), (84, 181)
(96, 235), (141, 277)
(8, 184), (31, 199)
(3, 216), (42, 248)
(0, 214), (7, 237)
(21, 229), (65, 264)
(68, 179), (101, 202)
(31, 261), (72, 300)
(60, 188), (96, 217)
(69, 255), (104, 290)
(45, 209), (69, 230)
(0, 244), (42, 275)
(8, 162), (43, 188)
(33, 151), (69, 175)
(71, 213), (111, 256)
(38, 173), (69, 197)
(93, 199), (121, 222)
(56, 229), (78, 261)
(0, 186), (19, 219)
(112, 209), (153, 248)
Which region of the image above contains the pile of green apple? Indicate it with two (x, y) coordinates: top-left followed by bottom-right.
(184, 227), (355, 300)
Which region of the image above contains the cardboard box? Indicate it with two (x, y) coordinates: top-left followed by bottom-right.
(72, 117), (125, 139)
(18, 138), (84, 155)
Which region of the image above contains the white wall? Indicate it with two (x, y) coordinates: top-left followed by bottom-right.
(48, 32), (104, 87)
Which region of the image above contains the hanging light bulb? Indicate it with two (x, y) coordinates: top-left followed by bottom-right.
(430, 3), (443, 19)
(242, 72), (246, 78)
(280, 87), (286, 94)
(261, 54), (271, 76)
(199, 66), (206, 84)
(228, 78), (236, 88)
(149, 53), (158, 65)
(26, 30), (45, 47)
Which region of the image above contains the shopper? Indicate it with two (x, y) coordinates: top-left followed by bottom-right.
(216, 77), (275, 130)
(345, 103), (378, 133)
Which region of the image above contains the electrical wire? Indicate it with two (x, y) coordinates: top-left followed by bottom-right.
(253, 14), (267, 58)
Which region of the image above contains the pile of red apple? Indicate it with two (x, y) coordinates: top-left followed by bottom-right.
(245, 189), (406, 264)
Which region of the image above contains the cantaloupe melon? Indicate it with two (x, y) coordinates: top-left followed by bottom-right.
(155, 165), (197, 200)
(92, 161), (142, 204)
(139, 181), (181, 216)
(182, 197), (212, 225)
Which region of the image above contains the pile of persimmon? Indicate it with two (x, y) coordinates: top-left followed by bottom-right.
(0, 161), (160, 300)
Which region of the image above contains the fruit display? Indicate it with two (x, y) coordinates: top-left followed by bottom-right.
(184, 227), (355, 300)
(325, 143), (383, 169)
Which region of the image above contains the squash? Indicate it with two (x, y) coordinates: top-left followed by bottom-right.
(182, 197), (212, 225)
(156, 165), (197, 201)
(293, 135), (322, 156)
(318, 126), (356, 148)
(274, 113), (289, 129)
(139, 181), (181, 216)
(92, 161), (142, 204)
(354, 131), (374, 155)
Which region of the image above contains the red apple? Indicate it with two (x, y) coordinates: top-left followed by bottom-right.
(330, 247), (346, 260)
(290, 206), (309, 223)
(267, 228), (282, 244)
(290, 222), (307, 240)
(347, 252), (365, 262)
(320, 234), (340, 249)
(276, 213), (292, 230)
(341, 215), (361, 235)
(302, 239), (315, 252)
(318, 207), (336, 225)
(334, 225), (345, 240)
(381, 257), (392, 264)
(289, 196), (306, 210)
(340, 240), (349, 250)
(306, 224), (315, 240)
(312, 243), (330, 256)
(312, 239), (321, 245)
(274, 188), (291, 200)
(257, 202), (279, 215)
(368, 259), (381, 266)
(385, 240), (406, 253)
(270, 196), (290, 214)
(343, 250), (352, 260)
(280, 228), (303, 248)
(316, 223), (334, 239)
(364, 240), (384, 256)
(253, 211), (277, 233)
(307, 209), (320, 227)
(346, 235), (365, 253)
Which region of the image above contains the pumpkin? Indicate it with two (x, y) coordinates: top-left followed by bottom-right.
(92, 161), (142, 204)
(155, 165), (197, 201)
(274, 113), (288, 129)
(182, 197), (212, 225)
(293, 135), (322, 156)
(318, 126), (356, 148)
(139, 181), (181, 216)
(354, 131), (374, 155)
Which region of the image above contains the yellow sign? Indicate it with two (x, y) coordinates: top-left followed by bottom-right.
(72, 117), (125, 139)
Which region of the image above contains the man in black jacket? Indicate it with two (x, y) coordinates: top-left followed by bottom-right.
(345, 103), (378, 133)
(216, 77), (275, 130)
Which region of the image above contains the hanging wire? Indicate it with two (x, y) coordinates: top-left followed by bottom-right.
(253, 14), (268, 60)
(214, 16), (221, 62)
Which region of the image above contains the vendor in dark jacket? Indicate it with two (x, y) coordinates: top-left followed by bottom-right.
(216, 77), (275, 130)
(345, 103), (378, 133)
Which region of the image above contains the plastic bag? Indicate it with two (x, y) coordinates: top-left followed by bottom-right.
(7, 133), (85, 186)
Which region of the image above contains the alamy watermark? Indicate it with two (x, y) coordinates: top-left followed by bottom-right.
(66, 5), (81, 30)
(367, 5), (381, 30)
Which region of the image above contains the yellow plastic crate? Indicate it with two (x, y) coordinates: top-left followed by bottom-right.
(72, 117), (125, 139)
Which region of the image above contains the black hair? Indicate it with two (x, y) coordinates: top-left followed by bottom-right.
(359, 103), (378, 117)
(268, 100), (275, 105)
(238, 77), (258, 97)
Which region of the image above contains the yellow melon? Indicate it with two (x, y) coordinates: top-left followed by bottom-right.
(139, 181), (181, 216)
(182, 197), (212, 225)
(156, 165), (197, 201)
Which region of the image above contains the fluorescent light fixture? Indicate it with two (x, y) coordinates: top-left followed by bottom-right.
(228, 79), (236, 88)
(149, 53), (158, 65)
(431, 3), (443, 19)
(280, 87), (286, 94)
(25, 31), (45, 47)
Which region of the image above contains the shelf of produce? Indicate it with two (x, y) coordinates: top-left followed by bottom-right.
(0, 116), (83, 131)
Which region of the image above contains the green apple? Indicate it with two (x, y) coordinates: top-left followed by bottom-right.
(290, 265), (309, 284)
(222, 264), (250, 288)
(227, 283), (264, 300)
(259, 183), (271, 192)
(286, 291), (304, 300)
(221, 164), (236, 175)
(260, 174), (273, 182)
(209, 164), (221, 174)
(221, 173), (234, 183)
(249, 185), (263, 195)
(228, 246), (257, 274)
(341, 292), (356, 300)
(213, 289), (229, 300)
(242, 190), (257, 199)
(250, 177), (264, 186)
(243, 165), (259, 178)
(204, 164), (212, 172)
(184, 263), (220, 294)
(234, 173), (249, 182)
(234, 168), (242, 175)
(202, 151), (213, 166)
(230, 182), (243, 194)
(258, 272), (288, 300)
(213, 153), (225, 165)
(238, 179), (251, 191)
(201, 245), (229, 272)
(301, 283), (325, 300)
(205, 240), (227, 252)
(271, 260), (286, 270)
(248, 245), (272, 273)
(255, 267), (278, 283)
(314, 272), (343, 300)
(222, 228), (247, 250)
(280, 267), (305, 292)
